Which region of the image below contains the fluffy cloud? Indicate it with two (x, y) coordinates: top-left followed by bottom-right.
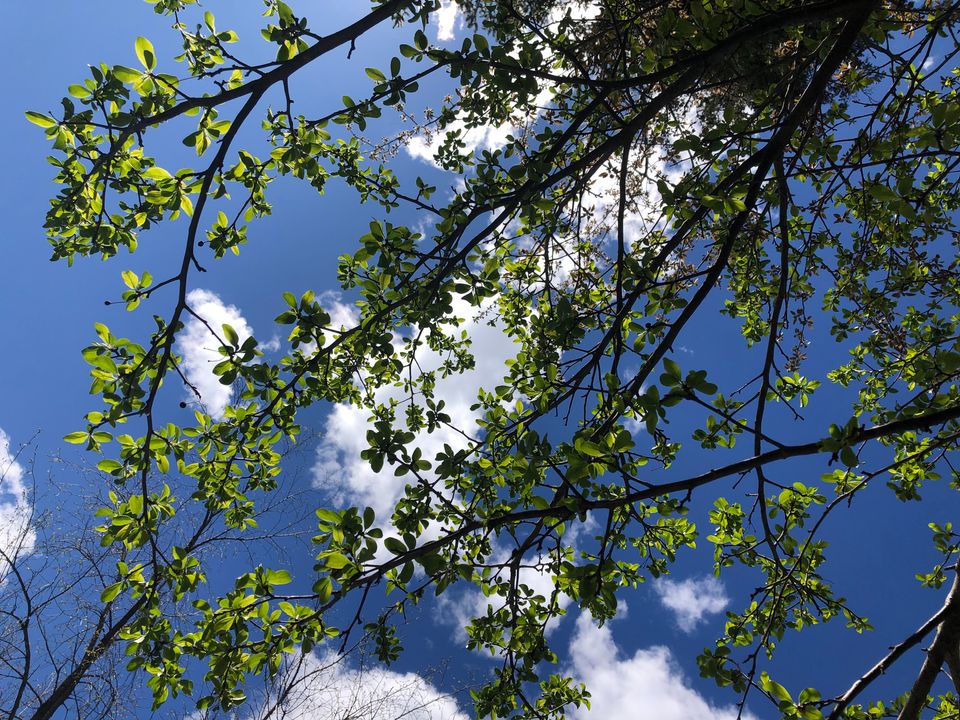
(406, 119), (515, 167)
(436, 515), (598, 642)
(436, 551), (565, 641)
(434, 0), (460, 42)
(0, 428), (34, 576)
(409, 0), (697, 261)
(221, 614), (748, 720)
(319, 290), (359, 333)
(653, 575), (730, 632)
(409, 1), (599, 168)
(179, 288), (255, 419)
(567, 610), (753, 720)
(261, 335), (281, 353)
(233, 617), (753, 720)
(240, 651), (467, 720)
(179, 289), (359, 419)
(312, 298), (516, 525)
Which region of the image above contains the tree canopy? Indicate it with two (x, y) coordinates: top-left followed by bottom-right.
(21, 0), (960, 718)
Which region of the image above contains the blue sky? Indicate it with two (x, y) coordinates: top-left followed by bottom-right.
(1, 3), (956, 719)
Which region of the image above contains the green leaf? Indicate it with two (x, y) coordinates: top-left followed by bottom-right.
(25, 111), (57, 129)
(142, 167), (172, 181)
(761, 672), (792, 703)
(100, 583), (123, 603)
(725, 197), (747, 212)
(64, 431), (88, 444)
(574, 437), (607, 458)
(222, 323), (239, 346)
(384, 536), (407, 555)
(419, 553), (444, 576)
(323, 553), (350, 570)
(97, 459), (123, 473)
(839, 446), (859, 468)
(365, 67), (386, 83)
(135, 36), (156, 70)
(316, 508), (340, 524)
(663, 358), (681, 380)
(867, 183), (898, 202)
(266, 569), (292, 585)
(313, 576), (332, 602)
(68, 84), (92, 99)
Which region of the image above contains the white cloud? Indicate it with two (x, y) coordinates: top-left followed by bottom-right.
(653, 575), (729, 632)
(408, 1), (600, 168)
(567, 609), (753, 720)
(261, 335), (281, 353)
(434, 0), (460, 42)
(437, 515), (598, 643)
(312, 297), (516, 525)
(0, 428), (34, 576)
(406, 118), (515, 166)
(319, 290), (359, 332)
(179, 290), (358, 419)
(231, 609), (751, 720)
(408, 0), (697, 259)
(241, 651), (467, 720)
(180, 288), (255, 419)
(436, 549), (567, 642)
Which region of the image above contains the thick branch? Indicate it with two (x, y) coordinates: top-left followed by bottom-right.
(81, 0), (411, 179)
(898, 561), (960, 719)
(350, 402), (960, 586)
(829, 561), (960, 719)
(27, 596), (146, 720)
